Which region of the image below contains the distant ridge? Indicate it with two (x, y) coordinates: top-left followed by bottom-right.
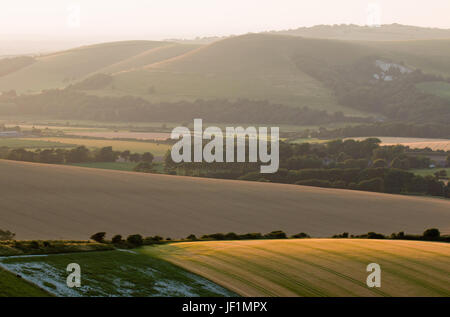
(271, 24), (450, 41)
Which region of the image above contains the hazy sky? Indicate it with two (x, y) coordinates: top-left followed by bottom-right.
(1, 0), (450, 40)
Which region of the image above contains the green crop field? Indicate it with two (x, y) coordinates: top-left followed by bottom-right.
(0, 267), (51, 297)
(69, 162), (138, 171)
(146, 239), (450, 297)
(411, 168), (450, 178)
(21, 137), (171, 156)
(0, 250), (235, 297)
(0, 138), (75, 149)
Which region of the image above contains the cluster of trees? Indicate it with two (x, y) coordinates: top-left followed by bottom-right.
(241, 167), (449, 197)
(90, 232), (165, 248)
(334, 228), (449, 242)
(0, 145), (154, 165)
(165, 138), (450, 198)
(67, 73), (113, 90)
(0, 229), (16, 241)
(3, 89), (368, 125)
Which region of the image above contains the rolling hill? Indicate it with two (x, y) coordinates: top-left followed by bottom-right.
(0, 41), (170, 93)
(0, 159), (449, 240)
(147, 239), (450, 297)
(2, 27), (450, 120)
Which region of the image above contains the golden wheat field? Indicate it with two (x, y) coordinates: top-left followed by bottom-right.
(0, 160), (449, 240)
(350, 137), (450, 151)
(146, 239), (450, 297)
(20, 137), (171, 156)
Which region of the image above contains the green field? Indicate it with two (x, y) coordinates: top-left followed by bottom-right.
(0, 267), (51, 297)
(21, 137), (171, 156)
(147, 239), (450, 297)
(0, 138), (75, 149)
(411, 168), (450, 178)
(0, 250), (235, 297)
(69, 162), (138, 171)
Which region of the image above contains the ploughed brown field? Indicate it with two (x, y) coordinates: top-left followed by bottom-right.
(1, 159), (449, 240)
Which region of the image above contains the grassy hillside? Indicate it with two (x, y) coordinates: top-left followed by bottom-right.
(0, 41), (169, 93)
(147, 239), (450, 297)
(106, 35), (450, 116)
(0, 267), (51, 297)
(0, 250), (234, 297)
(0, 160), (449, 240)
(98, 43), (201, 74)
(362, 39), (450, 76)
(2, 32), (450, 120)
(109, 34), (377, 114)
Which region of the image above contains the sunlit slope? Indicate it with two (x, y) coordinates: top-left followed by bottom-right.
(0, 41), (169, 93)
(1, 160), (449, 240)
(147, 239), (450, 297)
(97, 43), (201, 74)
(111, 34), (373, 113)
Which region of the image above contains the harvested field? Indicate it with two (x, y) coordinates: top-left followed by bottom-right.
(146, 239), (450, 297)
(66, 131), (171, 141)
(20, 137), (171, 156)
(1, 160), (449, 240)
(350, 137), (450, 151)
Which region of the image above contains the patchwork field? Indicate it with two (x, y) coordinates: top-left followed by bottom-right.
(20, 137), (171, 156)
(1, 160), (449, 240)
(146, 239), (450, 297)
(0, 250), (234, 297)
(66, 131), (171, 141)
(0, 138), (75, 149)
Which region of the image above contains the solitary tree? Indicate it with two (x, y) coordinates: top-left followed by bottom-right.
(90, 232), (106, 243)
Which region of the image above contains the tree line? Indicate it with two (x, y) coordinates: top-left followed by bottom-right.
(165, 138), (450, 198)
(87, 227), (449, 249)
(0, 145), (154, 165)
(0, 88), (369, 125)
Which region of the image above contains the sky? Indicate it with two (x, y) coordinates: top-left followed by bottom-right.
(1, 0), (449, 41)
